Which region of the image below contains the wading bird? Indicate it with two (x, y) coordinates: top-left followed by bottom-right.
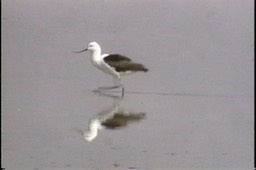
(74, 42), (148, 96)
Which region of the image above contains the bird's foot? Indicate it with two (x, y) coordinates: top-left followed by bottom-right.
(93, 85), (125, 96)
(93, 86), (120, 92)
(98, 86), (121, 90)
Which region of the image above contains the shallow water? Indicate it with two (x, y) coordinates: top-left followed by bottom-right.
(2, 0), (254, 170)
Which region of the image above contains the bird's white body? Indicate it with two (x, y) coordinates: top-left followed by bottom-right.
(90, 53), (121, 78)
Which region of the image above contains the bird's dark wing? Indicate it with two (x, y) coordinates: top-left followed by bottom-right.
(103, 54), (148, 72)
(103, 54), (131, 62)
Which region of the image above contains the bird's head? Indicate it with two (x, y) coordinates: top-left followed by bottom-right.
(87, 42), (100, 52)
(74, 41), (101, 54)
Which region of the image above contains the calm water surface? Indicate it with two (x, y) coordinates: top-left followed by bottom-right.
(2, 0), (253, 170)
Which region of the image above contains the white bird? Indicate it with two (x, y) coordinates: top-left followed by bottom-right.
(74, 42), (148, 96)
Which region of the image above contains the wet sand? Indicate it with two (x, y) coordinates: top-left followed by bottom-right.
(2, 0), (254, 169)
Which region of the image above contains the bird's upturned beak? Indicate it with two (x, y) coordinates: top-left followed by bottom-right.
(73, 48), (87, 53)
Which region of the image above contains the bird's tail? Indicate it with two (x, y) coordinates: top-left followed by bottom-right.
(136, 64), (148, 72)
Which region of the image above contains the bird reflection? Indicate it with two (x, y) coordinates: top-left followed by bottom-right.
(83, 91), (146, 142)
(101, 112), (146, 129)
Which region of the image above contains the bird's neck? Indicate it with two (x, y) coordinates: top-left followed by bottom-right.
(91, 48), (102, 59)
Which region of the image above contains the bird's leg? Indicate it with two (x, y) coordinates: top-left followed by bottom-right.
(115, 76), (124, 96)
(93, 76), (124, 95)
(118, 77), (125, 96)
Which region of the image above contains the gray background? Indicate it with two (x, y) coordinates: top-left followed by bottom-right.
(2, 0), (254, 170)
